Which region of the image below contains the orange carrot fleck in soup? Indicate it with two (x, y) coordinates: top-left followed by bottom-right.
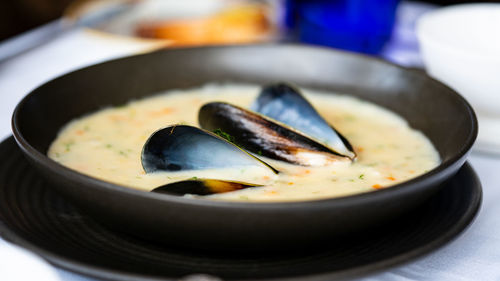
(149, 107), (175, 117)
(294, 169), (311, 177)
(109, 115), (128, 122)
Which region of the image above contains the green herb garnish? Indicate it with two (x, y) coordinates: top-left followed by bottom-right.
(213, 128), (235, 143)
(343, 115), (356, 121)
(64, 141), (75, 152)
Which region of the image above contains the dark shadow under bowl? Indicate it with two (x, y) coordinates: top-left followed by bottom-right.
(12, 45), (477, 251)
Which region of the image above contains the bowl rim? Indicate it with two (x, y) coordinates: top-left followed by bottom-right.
(416, 3), (500, 62)
(11, 44), (478, 210)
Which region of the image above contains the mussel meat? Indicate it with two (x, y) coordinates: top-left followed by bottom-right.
(152, 179), (261, 196)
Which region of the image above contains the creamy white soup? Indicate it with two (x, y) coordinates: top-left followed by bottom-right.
(48, 84), (440, 202)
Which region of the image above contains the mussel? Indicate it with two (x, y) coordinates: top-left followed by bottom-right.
(141, 125), (277, 195)
(152, 179), (260, 196)
(252, 83), (356, 160)
(198, 84), (356, 166)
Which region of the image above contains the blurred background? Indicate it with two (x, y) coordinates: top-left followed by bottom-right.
(1, 0), (498, 58)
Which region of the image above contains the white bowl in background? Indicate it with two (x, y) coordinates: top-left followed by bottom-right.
(417, 3), (500, 154)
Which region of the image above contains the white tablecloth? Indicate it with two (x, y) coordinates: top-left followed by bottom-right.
(1, 3), (499, 281)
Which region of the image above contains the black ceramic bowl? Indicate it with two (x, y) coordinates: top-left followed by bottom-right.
(12, 45), (477, 251)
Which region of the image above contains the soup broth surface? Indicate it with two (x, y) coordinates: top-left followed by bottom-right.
(48, 84), (440, 202)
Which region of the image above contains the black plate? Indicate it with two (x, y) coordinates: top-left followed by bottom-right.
(0, 137), (481, 280)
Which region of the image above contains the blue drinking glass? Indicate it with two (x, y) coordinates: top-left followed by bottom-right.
(285, 0), (400, 54)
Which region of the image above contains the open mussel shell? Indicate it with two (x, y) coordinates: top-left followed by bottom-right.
(141, 125), (278, 174)
(199, 102), (350, 166)
(152, 179), (260, 196)
(251, 83), (356, 160)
